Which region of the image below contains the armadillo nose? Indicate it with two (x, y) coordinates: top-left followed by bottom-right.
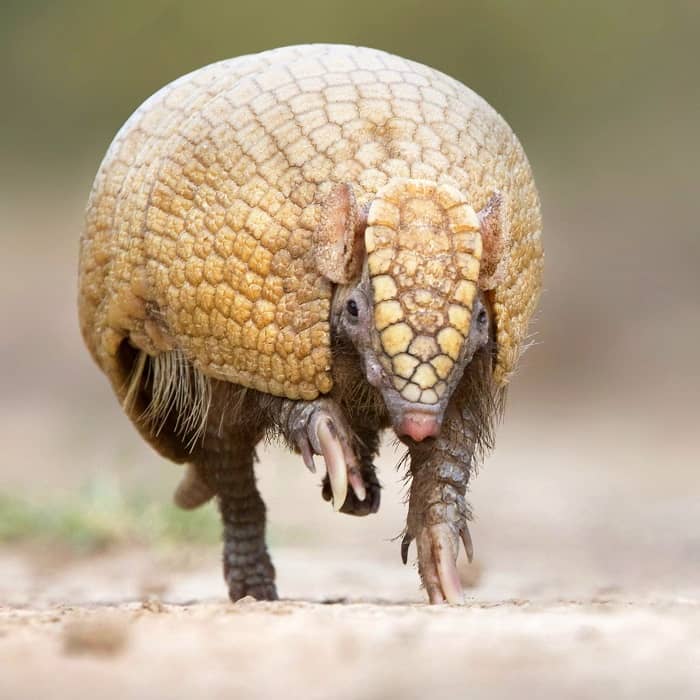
(398, 411), (441, 442)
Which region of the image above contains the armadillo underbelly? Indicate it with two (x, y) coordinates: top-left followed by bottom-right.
(79, 43), (542, 411)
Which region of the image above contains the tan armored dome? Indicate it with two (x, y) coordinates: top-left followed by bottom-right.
(79, 44), (543, 451)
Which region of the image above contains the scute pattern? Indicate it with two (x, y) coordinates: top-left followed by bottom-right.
(79, 44), (542, 428)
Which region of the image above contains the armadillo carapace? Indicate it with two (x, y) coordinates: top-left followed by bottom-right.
(79, 44), (543, 604)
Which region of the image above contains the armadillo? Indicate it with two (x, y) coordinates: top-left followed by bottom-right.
(78, 44), (543, 604)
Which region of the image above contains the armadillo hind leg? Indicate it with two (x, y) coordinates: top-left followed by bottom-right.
(196, 431), (276, 602)
(279, 398), (369, 513)
(321, 424), (381, 516)
(402, 408), (476, 605)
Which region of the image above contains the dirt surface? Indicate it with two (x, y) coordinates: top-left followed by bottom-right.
(2, 544), (699, 700)
(2, 405), (699, 698)
(3, 419), (700, 700)
(3, 372), (700, 699)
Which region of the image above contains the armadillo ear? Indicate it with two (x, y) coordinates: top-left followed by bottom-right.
(477, 191), (509, 290)
(314, 183), (366, 284)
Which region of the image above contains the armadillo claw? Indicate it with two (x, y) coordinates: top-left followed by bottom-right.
(322, 463), (380, 516)
(415, 523), (465, 605)
(401, 532), (413, 565)
(347, 468), (367, 503)
(297, 435), (316, 473)
(290, 402), (369, 511)
(461, 524), (474, 564)
(311, 410), (369, 509)
(314, 418), (348, 510)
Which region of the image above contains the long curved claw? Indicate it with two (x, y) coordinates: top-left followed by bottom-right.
(291, 402), (369, 512)
(415, 523), (469, 605)
(314, 418), (348, 511)
(401, 533), (413, 565)
(322, 463), (379, 516)
(298, 436), (316, 473)
(417, 527), (446, 603)
(347, 468), (366, 503)
(433, 524), (463, 605)
(460, 525), (474, 564)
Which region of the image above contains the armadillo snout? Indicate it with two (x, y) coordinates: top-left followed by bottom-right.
(397, 410), (441, 442)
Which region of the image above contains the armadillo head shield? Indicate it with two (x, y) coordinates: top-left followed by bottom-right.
(364, 179), (483, 434)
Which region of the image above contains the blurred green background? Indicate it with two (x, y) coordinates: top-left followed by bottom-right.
(0, 1), (698, 558)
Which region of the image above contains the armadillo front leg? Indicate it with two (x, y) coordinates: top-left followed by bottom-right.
(403, 408), (475, 604)
(197, 434), (276, 602)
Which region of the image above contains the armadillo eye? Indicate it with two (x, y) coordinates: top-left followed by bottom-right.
(346, 299), (359, 317)
(477, 308), (488, 326)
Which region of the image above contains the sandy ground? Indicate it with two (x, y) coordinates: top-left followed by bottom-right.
(2, 544), (699, 700)
(2, 420), (700, 699)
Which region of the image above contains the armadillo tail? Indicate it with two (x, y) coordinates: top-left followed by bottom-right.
(173, 464), (216, 510)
